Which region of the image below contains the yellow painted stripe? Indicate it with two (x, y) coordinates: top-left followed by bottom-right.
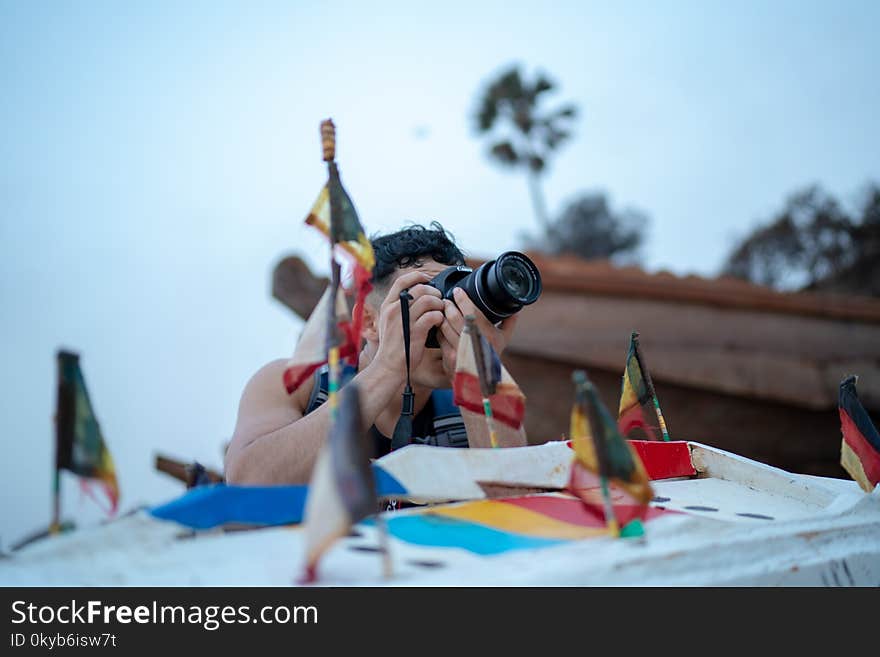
(429, 500), (607, 540)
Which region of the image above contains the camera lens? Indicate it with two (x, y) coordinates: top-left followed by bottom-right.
(424, 253), (541, 346)
(466, 251), (542, 324)
(499, 258), (535, 301)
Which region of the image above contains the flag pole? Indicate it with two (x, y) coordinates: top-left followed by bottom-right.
(323, 121), (343, 423)
(465, 317), (499, 448)
(375, 514), (393, 579)
(51, 468), (61, 535)
(598, 477), (620, 537)
(632, 332), (670, 442)
(51, 354), (62, 535)
(321, 118), (391, 578)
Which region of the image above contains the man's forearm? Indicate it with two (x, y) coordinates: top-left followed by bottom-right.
(226, 362), (404, 485)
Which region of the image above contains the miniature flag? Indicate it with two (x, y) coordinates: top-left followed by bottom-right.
(453, 321), (525, 430)
(839, 375), (880, 493)
(305, 183), (375, 274)
(303, 120), (375, 368)
(301, 383), (379, 582)
(55, 350), (120, 514)
(569, 371), (652, 526)
(618, 331), (669, 441)
(283, 285), (354, 394)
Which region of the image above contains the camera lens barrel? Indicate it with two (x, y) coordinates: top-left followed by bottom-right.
(461, 251), (542, 324)
(424, 252), (542, 347)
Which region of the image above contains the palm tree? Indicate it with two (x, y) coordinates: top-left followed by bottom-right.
(474, 65), (578, 230)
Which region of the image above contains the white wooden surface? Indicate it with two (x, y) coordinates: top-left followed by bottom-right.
(2, 443), (878, 586)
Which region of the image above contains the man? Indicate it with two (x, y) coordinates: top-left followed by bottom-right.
(225, 223), (526, 485)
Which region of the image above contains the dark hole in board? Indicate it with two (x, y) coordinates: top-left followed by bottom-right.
(652, 496), (670, 503)
(736, 512), (774, 520)
(348, 545), (387, 554)
(347, 529), (363, 538)
(684, 505), (718, 512)
(407, 560), (445, 569)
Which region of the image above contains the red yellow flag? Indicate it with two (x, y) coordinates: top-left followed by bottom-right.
(568, 370), (653, 529)
(453, 320), (525, 431)
(301, 121), (375, 380)
(618, 331), (669, 441)
(305, 184), (375, 274)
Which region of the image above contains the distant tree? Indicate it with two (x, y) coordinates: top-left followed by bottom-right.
(474, 65), (578, 229)
(523, 192), (648, 264)
(723, 183), (880, 296)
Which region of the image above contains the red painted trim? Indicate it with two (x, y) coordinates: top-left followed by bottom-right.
(629, 440), (696, 479)
(453, 371), (524, 429)
(563, 439), (695, 480)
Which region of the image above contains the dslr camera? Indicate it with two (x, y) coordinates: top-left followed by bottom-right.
(424, 251), (542, 348)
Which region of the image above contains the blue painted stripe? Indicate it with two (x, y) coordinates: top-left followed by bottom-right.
(372, 464), (408, 497)
(364, 514), (568, 555)
(151, 464), (408, 530)
(150, 484), (309, 530)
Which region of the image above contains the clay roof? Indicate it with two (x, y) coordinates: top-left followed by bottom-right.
(467, 253), (880, 324)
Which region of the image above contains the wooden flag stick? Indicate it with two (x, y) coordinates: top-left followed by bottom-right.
(50, 468), (61, 535)
(466, 317), (499, 448)
(481, 399), (500, 449)
(599, 477), (620, 537)
(632, 332), (670, 442)
(51, 358), (62, 535)
(375, 514), (393, 580)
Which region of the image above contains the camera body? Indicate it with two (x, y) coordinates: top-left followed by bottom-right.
(424, 251), (542, 348)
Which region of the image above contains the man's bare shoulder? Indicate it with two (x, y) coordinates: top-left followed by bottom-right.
(239, 359), (313, 412)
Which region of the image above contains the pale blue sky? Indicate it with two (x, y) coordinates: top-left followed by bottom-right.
(1, 0), (878, 546)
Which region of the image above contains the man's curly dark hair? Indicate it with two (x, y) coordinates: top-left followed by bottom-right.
(370, 222), (466, 288)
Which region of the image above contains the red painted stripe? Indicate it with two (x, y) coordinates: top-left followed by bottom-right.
(500, 495), (670, 529)
(453, 371), (524, 429)
(563, 439), (695, 480)
(629, 440), (696, 479)
(840, 408), (880, 486)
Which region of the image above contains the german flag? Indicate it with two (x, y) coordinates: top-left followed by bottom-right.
(839, 375), (880, 493)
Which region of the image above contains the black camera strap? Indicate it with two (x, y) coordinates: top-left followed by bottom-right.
(390, 290), (415, 451)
